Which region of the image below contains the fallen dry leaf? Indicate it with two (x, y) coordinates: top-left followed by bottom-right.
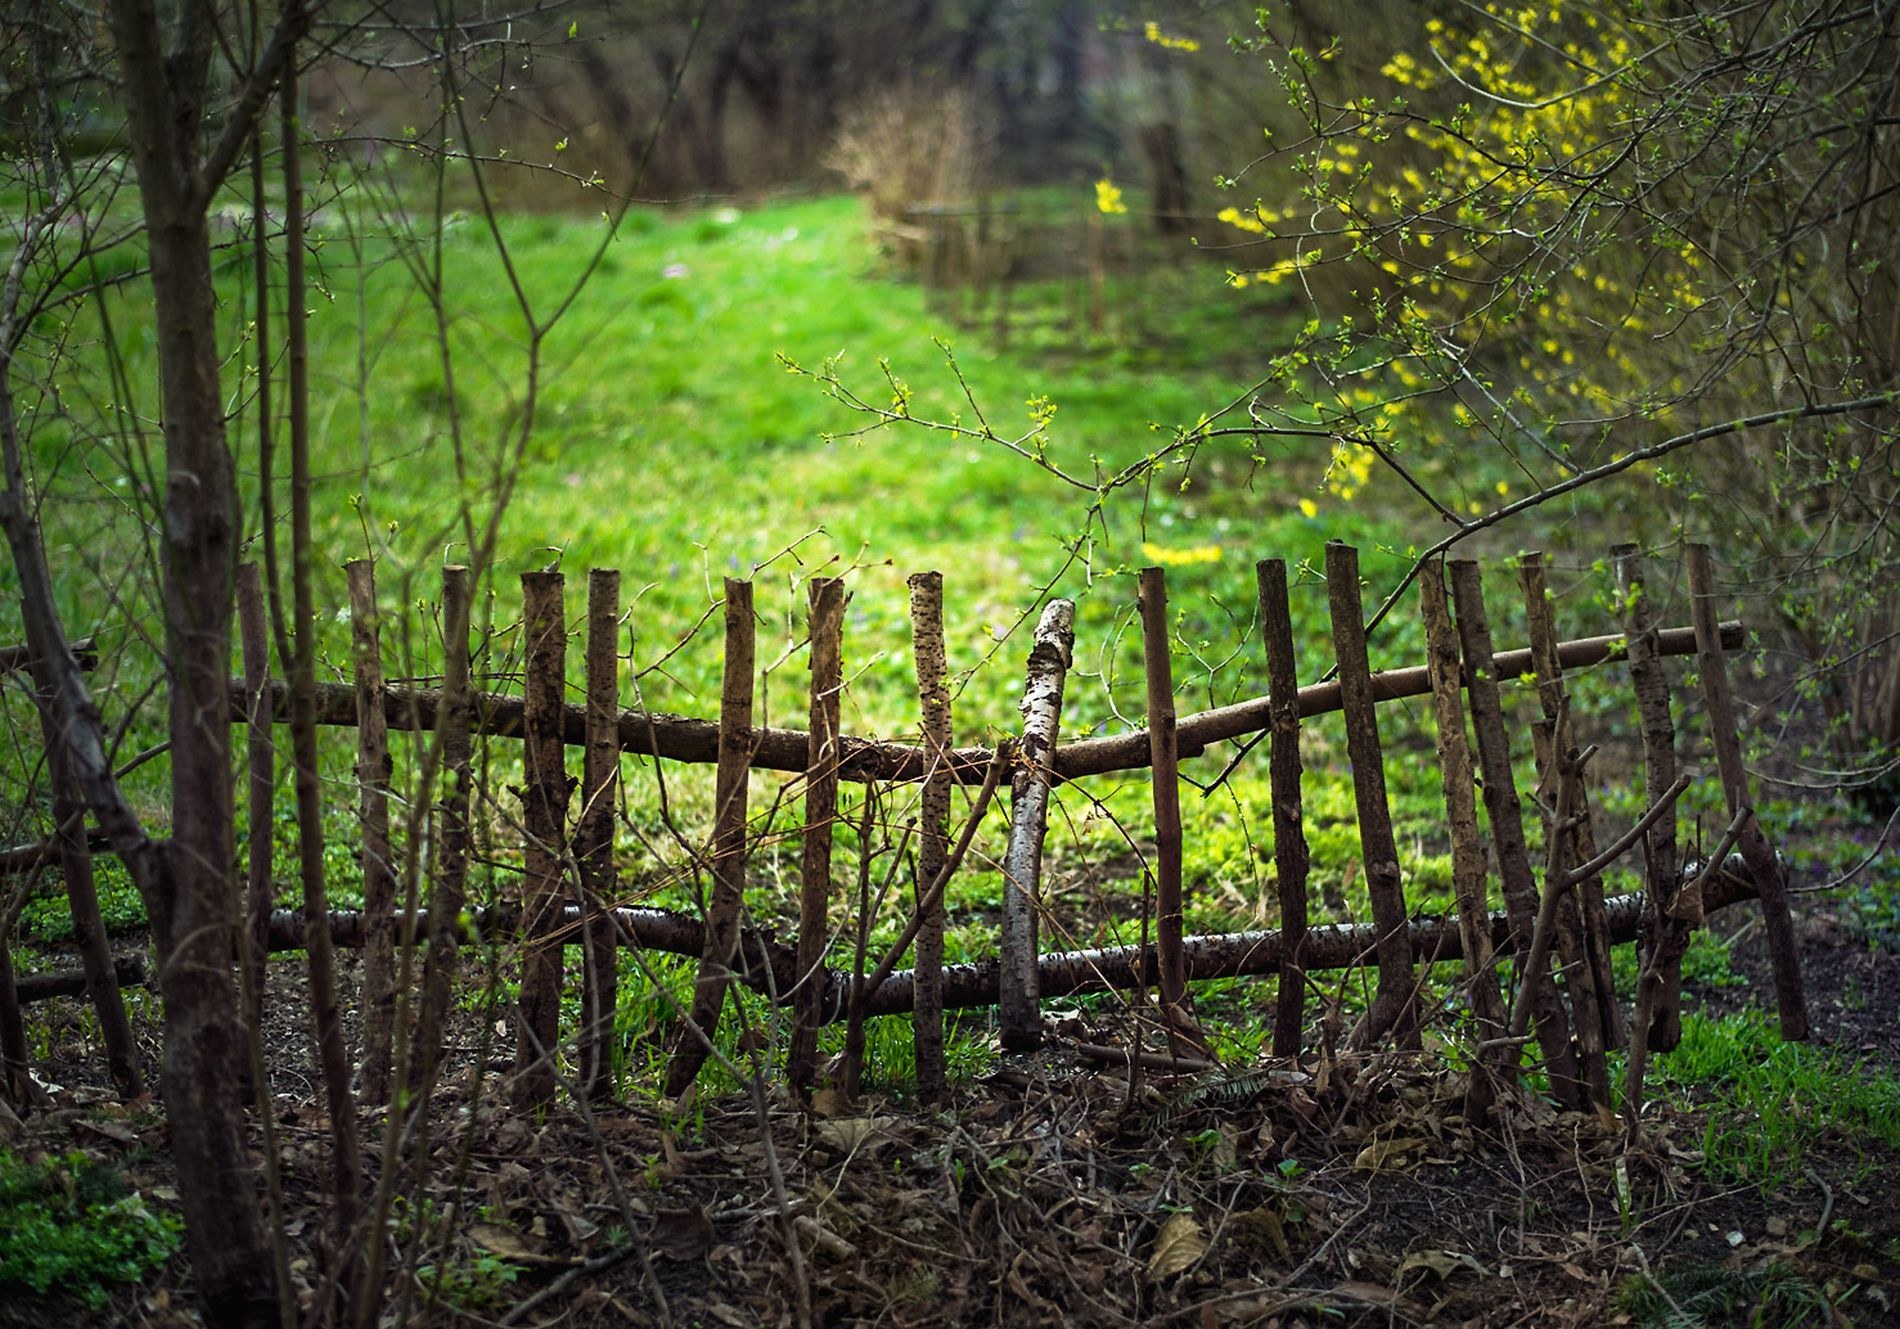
(1397, 1248), (1486, 1280)
(1228, 1207), (1291, 1265)
(651, 1205), (715, 1262)
(813, 1115), (895, 1152)
(1352, 1135), (1425, 1172)
(1148, 1211), (1208, 1280)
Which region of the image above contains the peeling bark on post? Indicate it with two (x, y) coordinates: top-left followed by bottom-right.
(665, 579), (756, 1098)
(1518, 552), (1624, 1054)
(1614, 544), (1687, 1054)
(1418, 563), (1510, 1118)
(908, 572), (951, 1102)
(1687, 544), (1808, 1041)
(999, 598), (1075, 1051)
(1138, 569), (1196, 1029)
(346, 560), (395, 1105)
(237, 563), (274, 1050)
(1257, 560), (1311, 1059)
(1325, 543), (1416, 1049)
(515, 571), (569, 1108)
(576, 569), (623, 1099)
(790, 577), (846, 1089)
(413, 566), (472, 1093)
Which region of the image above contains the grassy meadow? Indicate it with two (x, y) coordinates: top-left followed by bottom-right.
(9, 180), (1897, 1147)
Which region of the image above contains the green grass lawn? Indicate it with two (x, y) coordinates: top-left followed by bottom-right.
(13, 182), (1891, 1163)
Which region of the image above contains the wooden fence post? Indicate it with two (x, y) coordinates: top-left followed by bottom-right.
(516, 571), (569, 1108)
(790, 577), (846, 1090)
(1257, 560), (1310, 1059)
(1325, 543), (1417, 1049)
(346, 559), (396, 1105)
(1518, 552), (1625, 1055)
(909, 572), (951, 1102)
(665, 579), (756, 1098)
(576, 569), (622, 1099)
(1418, 562), (1510, 1119)
(1449, 559), (1584, 1107)
(1686, 544), (1808, 1040)
(237, 563), (275, 1057)
(1613, 544), (1688, 1055)
(414, 565), (473, 1093)
(999, 598), (1076, 1051)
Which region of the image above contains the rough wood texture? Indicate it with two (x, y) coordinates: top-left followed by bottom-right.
(1449, 559), (1583, 1108)
(1614, 544), (1687, 1054)
(414, 566), (473, 1093)
(790, 577), (846, 1088)
(0, 907), (42, 1108)
(202, 858), (1766, 1020)
(515, 571), (569, 1108)
(237, 563), (274, 1052)
(1687, 544), (1808, 1040)
(346, 560), (396, 1105)
(227, 623), (1740, 788)
(908, 571), (951, 1102)
(576, 569), (622, 1099)
(665, 579), (757, 1097)
(1418, 563), (1510, 1116)
(1257, 560), (1310, 1059)
(1518, 552), (1624, 1053)
(1000, 598), (1076, 1051)
(1326, 543), (1416, 1048)
(1139, 567), (1192, 1020)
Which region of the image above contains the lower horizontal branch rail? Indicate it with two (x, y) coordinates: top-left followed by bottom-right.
(21, 859), (1759, 1020)
(223, 622), (1739, 787)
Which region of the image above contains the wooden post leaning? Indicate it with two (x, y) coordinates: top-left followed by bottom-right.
(1448, 560), (1584, 1108)
(666, 579), (757, 1098)
(1418, 562), (1511, 1119)
(999, 598), (1076, 1051)
(1686, 544), (1808, 1040)
(1325, 543), (1417, 1050)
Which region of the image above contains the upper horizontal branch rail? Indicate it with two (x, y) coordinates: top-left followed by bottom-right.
(225, 622), (1738, 786)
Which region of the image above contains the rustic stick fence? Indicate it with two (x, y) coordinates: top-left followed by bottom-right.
(4, 541), (1809, 1124)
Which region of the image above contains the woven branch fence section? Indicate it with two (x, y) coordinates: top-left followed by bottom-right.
(8, 541), (1809, 1122)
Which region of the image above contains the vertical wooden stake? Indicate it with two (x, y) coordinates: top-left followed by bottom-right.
(1257, 560), (1310, 1059)
(346, 560), (396, 1105)
(1324, 543), (1416, 1049)
(1614, 543), (1688, 1054)
(237, 562), (274, 1054)
(908, 572), (951, 1102)
(515, 571), (569, 1108)
(665, 579), (756, 1098)
(1449, 559), (1584, 1107)
(576, 569), (623, 1099)
(0, 926), (41, 1109)
(999, 598), (1076, 1051)
(33, 657), (143, 1100)
(1518, 552), (1625, 1054)
(1687, 544), (1808, 1040)
(414, 565), (472, 1093)
(1417, 563), (1511, 1118)
(790, 577), (846, 1090)
(1139, 567), (1210, 1059)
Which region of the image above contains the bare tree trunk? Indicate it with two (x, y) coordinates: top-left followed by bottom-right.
(237, 564), (275, 1050)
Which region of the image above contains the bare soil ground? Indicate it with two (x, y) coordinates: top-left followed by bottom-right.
(6, 875), (1898, 1328)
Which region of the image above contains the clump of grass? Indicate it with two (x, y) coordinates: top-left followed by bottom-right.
(0, 1150), (182, 1308)
(1650, 1009), (1900, 1187)
(1613, 1258), (1837, 1328)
